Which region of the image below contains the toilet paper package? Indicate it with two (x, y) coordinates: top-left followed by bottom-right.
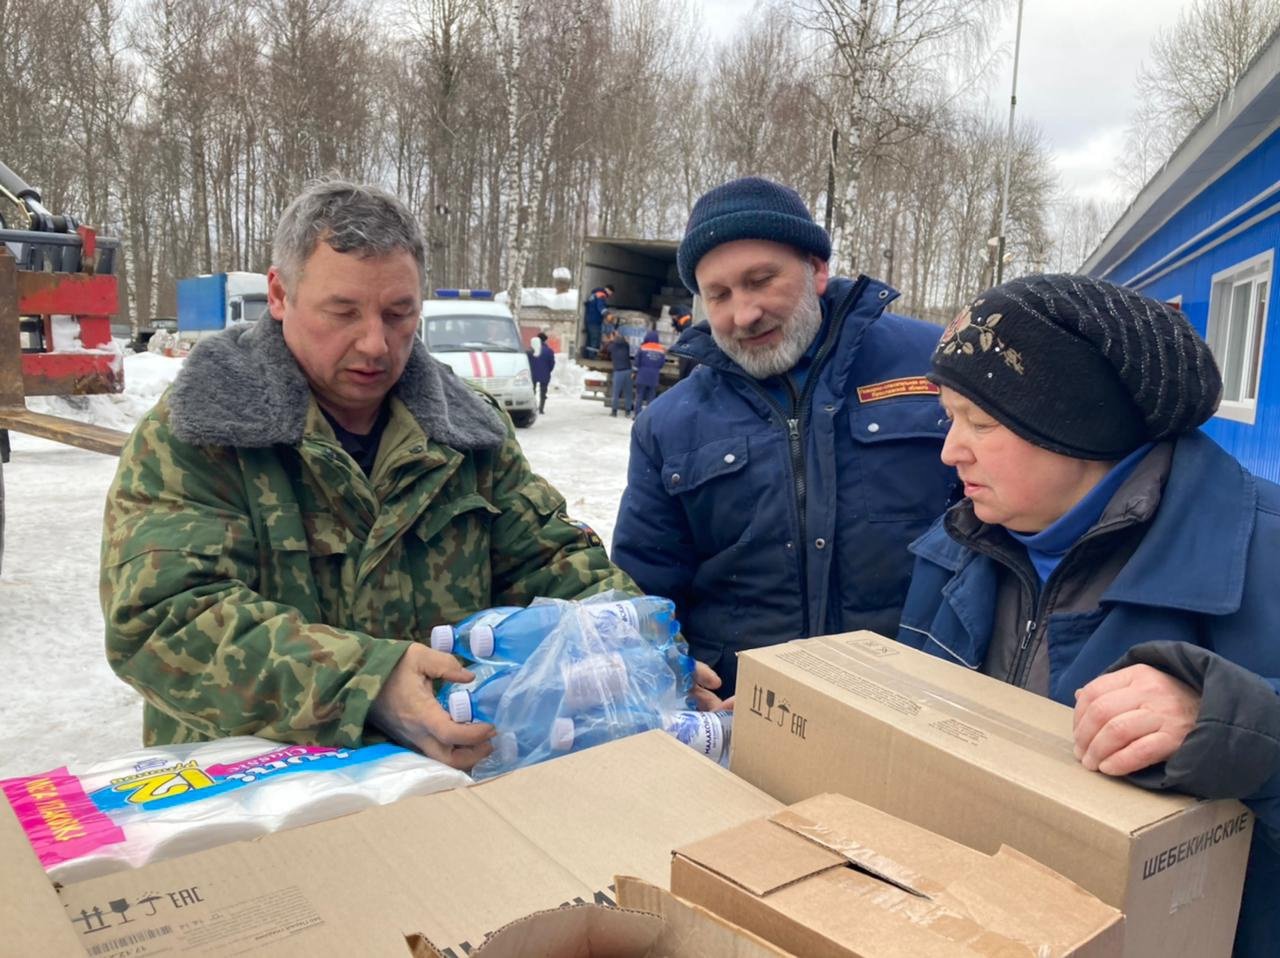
(1, 737), (472, 884)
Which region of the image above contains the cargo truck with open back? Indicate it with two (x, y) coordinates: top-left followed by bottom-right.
(575, 237), (690, 403)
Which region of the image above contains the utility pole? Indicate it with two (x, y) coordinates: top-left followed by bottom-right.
(995, 0), (1025, 285)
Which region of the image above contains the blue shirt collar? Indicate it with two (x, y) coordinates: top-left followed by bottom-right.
(1009, 443), (1156, 583)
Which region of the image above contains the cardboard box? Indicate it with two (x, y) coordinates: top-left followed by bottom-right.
(672, 793), (1124, 957)
(1, 731), (780, 957)
(731, 633), (1252, 958)
(411, 877), (793, 957)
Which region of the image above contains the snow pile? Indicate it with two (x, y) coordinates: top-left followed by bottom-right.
(25, 348), (183, 432)
(497, 287), (579, 312)
(551, 357), (591, 399)
(49, 315), (120, 353)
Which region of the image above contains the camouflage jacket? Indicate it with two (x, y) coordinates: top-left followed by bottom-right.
(101, 316), (635, 747)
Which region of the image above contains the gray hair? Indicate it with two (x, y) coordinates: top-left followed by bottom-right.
(272, 178), (426, 291)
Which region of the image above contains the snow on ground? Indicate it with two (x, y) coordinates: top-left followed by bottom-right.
(0, 352), (632, 780)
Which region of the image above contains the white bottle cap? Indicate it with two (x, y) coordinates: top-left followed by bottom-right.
(430, 625), (454, 654)
(549, 717), (575, 751)
(447, 690), (473, 724)
(470, 624), (496, 659)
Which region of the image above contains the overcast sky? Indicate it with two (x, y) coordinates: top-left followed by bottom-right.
(694, 0), (1180, 205)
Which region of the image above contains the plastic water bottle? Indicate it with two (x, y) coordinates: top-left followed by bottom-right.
(429, 606), (521, 660)
(587, 596), (692, 699)
(437, 663), (515, 724)
(548, 708), (660, 753)
(579, 596), (679, 647)
(664, 710), (733, 767)
(432, 595), (680, 666)
(464, 647), (677, 757)
(557, 645), (696, 710)
(550, 709), (733, 766)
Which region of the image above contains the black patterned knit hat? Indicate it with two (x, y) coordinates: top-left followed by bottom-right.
(677, 177), (831, 294)
(931, 274), (1222, 460)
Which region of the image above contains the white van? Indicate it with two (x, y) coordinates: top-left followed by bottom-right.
(420, 290), (538, 427)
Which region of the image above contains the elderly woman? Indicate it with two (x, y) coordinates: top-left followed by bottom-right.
(897, 274), (1280, 956)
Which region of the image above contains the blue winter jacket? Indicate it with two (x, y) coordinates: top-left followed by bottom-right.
(898, 431), (1280, 957)
(584, 289), (609, 330)
(635, 331), (666, 388)
(527, 340), (555, 385)
(612, 275), (954, 693)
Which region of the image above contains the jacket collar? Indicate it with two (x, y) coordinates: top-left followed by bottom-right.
(910, 513), (973, 572)
(1103, 431), (1254, 614)
(668, 276), (893, 379)
(912, 432), (1255, 616)
(168, 315), (507, 451)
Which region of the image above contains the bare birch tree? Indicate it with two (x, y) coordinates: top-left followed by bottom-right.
(799, 0), (1000, 273)
(499, 0), (591, 321)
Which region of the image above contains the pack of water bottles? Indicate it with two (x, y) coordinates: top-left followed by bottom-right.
(430, 591), (732, 779)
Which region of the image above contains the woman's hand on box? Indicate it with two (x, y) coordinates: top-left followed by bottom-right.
(1072, 664), (1201, 776)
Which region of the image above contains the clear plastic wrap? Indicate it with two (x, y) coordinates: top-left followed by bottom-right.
(1, 736), (472, 884)
(457, 591), (702, 779)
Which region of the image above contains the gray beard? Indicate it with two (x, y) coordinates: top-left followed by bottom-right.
(711, 269), (824, 379)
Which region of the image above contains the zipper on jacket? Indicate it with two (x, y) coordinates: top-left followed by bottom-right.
(787, 414), (802, 509)
(1006, 576), (1042, 687)
(784, 277), (860, 539)
(957, 533), (1041, 687)
(783, 377), (806, 518)
(742, 381), (810, 634)
(736, 278), (864, 636)
(1003, 512), (1144, 688)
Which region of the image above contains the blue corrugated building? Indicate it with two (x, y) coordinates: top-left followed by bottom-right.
(1084, 28), (1280, 480)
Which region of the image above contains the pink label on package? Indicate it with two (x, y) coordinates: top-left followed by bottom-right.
(1, 768), (127, 866)
(206, 744), (337, 777)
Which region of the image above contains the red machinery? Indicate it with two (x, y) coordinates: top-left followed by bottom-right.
(0, 160), (131, 570)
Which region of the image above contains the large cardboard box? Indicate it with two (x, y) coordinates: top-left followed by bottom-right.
(1, 731), (780, 957)
(411, 877), (794, 957)
(731, 633), (1252, 958)
(671, 792), (1124, 957)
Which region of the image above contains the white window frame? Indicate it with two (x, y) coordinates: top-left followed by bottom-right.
(1206, 251), (1273, 425)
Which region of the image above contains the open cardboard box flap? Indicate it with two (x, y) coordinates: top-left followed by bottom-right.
(672, 793), (1124, 958)
(672, 814), (848, 897)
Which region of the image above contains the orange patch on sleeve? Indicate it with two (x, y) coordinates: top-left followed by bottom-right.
(856, 376), (940, 403)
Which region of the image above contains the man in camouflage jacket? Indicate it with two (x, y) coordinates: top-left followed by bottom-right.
(101, 181), (635, 769)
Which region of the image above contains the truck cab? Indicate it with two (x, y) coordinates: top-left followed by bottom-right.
(420, 290), (538, 428)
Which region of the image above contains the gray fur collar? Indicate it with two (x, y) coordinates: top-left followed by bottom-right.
(168, 316), (507, 450)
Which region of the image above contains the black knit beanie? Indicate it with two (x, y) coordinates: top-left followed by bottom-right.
(677, 177), (831, 294)
(931, 274), (1222, 460)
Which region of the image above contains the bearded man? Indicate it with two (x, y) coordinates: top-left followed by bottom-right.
(611, 177), (955, 696)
